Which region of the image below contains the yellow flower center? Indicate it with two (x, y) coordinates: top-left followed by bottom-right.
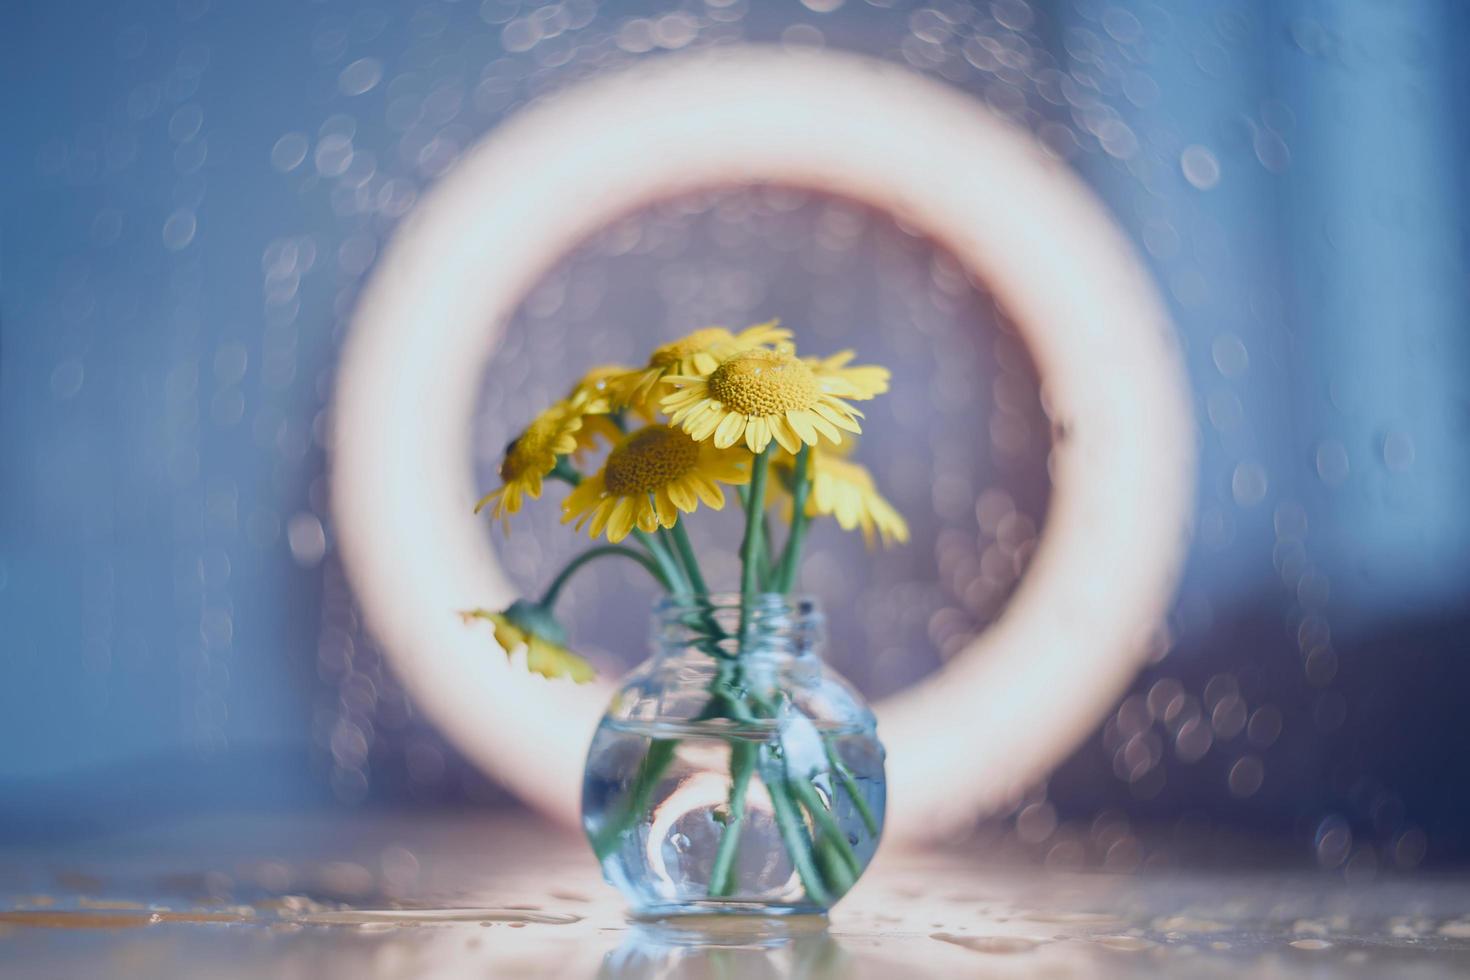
(649, 328), (730, 367)
(603, 425), (700, 496)
(500, 414), (563, 481)
(707, 349), (820, 416)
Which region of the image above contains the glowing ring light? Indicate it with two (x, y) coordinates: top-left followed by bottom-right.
(333, 47), (1194, 845)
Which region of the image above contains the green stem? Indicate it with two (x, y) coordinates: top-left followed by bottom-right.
(738, 450), (772, 644)
(590, 737), (677, 860)
(789, 777), (861, 883)
(762, 750), (831, 907)
(537, 545), (667, 607)
(636, 529), (689, 595)
(760, 533), (775, 589)
(667, 520), (708, 595)
(810, 829), (857, 899)
(550, 457), (582, 486)
(824, 740), (879, 838)
(773, 446), (812, 593)
(707, 740), (756, 896)
(737, 485), (776, 589)
(740, 451), (771, 597)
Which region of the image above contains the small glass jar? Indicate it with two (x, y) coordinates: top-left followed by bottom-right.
(582, 593), (886, 917)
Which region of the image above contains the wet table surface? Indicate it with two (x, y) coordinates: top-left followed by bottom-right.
(2, 810), (1469, 978)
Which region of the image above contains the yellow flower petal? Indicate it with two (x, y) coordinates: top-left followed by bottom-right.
(786, 410), (818, 446)
(667, 479), (697, 512)
(560, 424), (749, 543)
(769, 415), (800, 455)
(525, 637), (596, 683)
(654, 488), (678, 526)
(690, 473), (725, 508)
(460, 605), (595, 683)
(714, 411), (746, 448)
(588, 499), (615, 539)
(606, 496), (637, 542)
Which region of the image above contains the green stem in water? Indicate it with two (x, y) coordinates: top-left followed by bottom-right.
(762, 749), (831, 907)
(823, 740), (879, 838)
(537, 545), (668, 607)
(667, 520), (708, 595)
(802, 823), (842, 898)
(773, 446), (812, 593)
(590, 737), (677, 860)
(707, 739), (756, 896)
(810, 828), (857, 899)
(789, 777), (861, 884)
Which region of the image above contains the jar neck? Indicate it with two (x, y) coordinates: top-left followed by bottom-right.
(651, 593), (824, 663)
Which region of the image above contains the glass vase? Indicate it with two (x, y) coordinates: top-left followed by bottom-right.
(582, 593), (886, 917)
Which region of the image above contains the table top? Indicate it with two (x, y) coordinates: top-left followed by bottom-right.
(2, 809), (1468, 978)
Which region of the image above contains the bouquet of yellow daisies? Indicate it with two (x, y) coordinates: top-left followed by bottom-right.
(461, 320), (907, 682)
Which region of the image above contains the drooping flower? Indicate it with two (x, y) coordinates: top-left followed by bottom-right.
(662, 345), (888, 454)
(562, 424), (749, 542)
(459, 600), (594, 683)
(615, 321), (791, 413)
(474, 401), (584, 530)
(773, 446), (909, 548)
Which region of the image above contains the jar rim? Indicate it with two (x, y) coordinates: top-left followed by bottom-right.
(652, 592), (821, 615)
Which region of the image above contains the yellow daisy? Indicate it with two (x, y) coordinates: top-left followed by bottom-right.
(562, 424), (749, 543)
(662, 346), (887, 454)
(569, 364), (635, 416)
(460, 602), (594, 682)
(474, 401), (584, 530)
(774, 447), (909, 548)
(616, 321), (791, 412)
